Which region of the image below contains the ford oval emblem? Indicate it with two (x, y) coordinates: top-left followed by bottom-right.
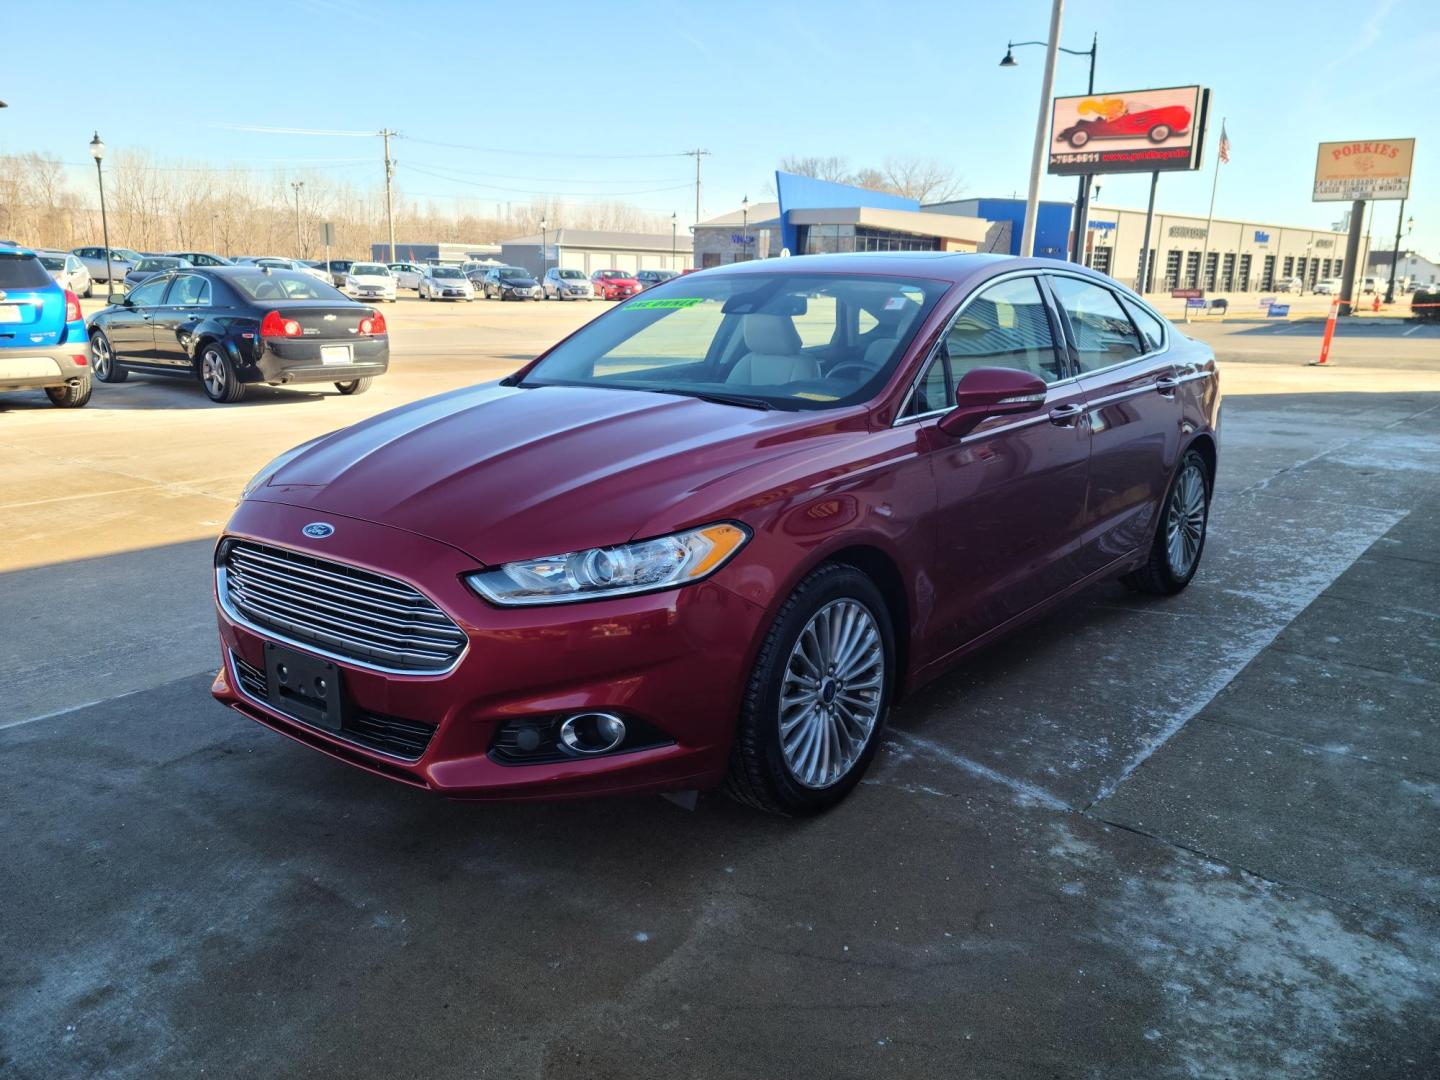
(302, 522), (335, 539)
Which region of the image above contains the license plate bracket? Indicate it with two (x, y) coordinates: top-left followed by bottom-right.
(264, 642), (348, 732)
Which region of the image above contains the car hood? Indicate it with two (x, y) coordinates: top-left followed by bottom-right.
(597, 278), (638, 287)
(249, 382), (832, 565)
(500, 277), (538, 287)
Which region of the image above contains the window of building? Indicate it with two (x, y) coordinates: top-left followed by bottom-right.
(1261, 255), (1276, 291)
(1322, 259), (1333, 278)
(1136, 249), (1156, 293)
(1088, 248), (1111, 276)
(1184, 251), (1201, 289)
(1334, 259), (1343, 279)
(1221, 253), (1236, 291)
(1282, 256), (1295, 279)
(1203, 253), (1219, 291)
(701, 252), (721, 269)
(1049, 276), (1144, 373)
(1237, 254), (1252, 292)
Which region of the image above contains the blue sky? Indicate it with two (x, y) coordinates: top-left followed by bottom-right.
(5, 0), (1436, 252)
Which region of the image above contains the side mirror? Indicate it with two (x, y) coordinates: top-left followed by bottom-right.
(937, 367), (1048, 438)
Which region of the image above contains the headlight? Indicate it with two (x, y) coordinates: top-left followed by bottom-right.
(240, 435), (328, 501)
(465, 523), (749, 606)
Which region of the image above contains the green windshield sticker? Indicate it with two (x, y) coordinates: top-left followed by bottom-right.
(625, 297), (705, 311)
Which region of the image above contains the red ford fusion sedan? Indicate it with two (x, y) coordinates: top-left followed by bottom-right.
(212, 253), (1219, 814)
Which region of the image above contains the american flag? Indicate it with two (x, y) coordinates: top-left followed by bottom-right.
(1219, 123), (1231, 164)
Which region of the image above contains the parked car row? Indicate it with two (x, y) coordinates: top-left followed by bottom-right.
(0, 243), (390, 409)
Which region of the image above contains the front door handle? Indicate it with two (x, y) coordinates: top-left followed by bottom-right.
(1048, 403), (1084, 426)
(1155, 376), (1180, 395)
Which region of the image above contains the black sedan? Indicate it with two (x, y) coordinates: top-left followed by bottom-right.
(482, 266), (543, 300)
(87, 266), (389, 403)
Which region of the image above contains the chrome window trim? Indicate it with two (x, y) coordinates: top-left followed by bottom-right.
(215, 546), (470, 678)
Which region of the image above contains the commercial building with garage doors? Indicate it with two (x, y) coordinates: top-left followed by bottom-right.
(1074, 206), (1363, 295)
(498, 229), (692, 280)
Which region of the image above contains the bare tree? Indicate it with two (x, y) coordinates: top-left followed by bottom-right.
(880, 156), (963, 203)
(779, 155), (852, 183)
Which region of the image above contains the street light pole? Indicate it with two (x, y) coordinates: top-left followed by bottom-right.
(291, 181), (304, 257)
(741, 195), (749, 263)
(88, 132), (114, 303)
(539, 217), (548, 279)
(1383, 198), (1407, 304)
(1003, 1), (1072, 258)
(671, 212), (677, 266)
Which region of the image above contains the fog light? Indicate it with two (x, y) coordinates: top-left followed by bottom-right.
(559, 712), (627, 754)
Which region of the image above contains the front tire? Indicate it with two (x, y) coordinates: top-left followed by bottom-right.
(90, 330), (128, 383)
(46, 377), (92, 408)
(199, 344), (246, 403)
(724, 563), (894, 815)
(1122, 449), (1211, 595)
(335, 377), (373, 395)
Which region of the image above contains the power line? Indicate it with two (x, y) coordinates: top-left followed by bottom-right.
(400, 162), (693, 198)
(53, 158), (373, 173)
(403, 161), (691, 185)
(399, 135), (689, 161)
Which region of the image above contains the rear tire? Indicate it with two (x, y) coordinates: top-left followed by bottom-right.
(82, 280), (93, 299)
(46, 377), (92, 408)
(199, 344), (246, 404)
(1122, 449), (1211, 595)
(724, 563), (894, 815)
(335, 377), (373, 395)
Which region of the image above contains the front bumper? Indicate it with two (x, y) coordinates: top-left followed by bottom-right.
(211, 500), (767, 800)
(0, 342), (90, 391)
(345, 286), (396, 301)
(250, 337), (389, 385)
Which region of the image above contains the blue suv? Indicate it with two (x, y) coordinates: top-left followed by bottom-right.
(0, 244), (92, 407)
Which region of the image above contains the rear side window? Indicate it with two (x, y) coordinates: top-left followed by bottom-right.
(1120, 296), (1166, 352)
(1049, 277), (1144, 372)
(0, 254), (54, 289)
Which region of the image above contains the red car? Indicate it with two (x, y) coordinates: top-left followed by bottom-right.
(591, 268), (641, 300)
(1057, 104), (1191, 148)
(212, 254), (1219, 814)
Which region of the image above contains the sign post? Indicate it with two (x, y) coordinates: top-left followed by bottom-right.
(321, 222), (336, 277)
(1312, 139), (1415, 317)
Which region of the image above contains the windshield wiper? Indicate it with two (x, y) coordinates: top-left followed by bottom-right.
(650, 388), (775, 411)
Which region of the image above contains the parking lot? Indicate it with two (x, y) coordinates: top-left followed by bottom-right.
(3, 299), (1439, 1078)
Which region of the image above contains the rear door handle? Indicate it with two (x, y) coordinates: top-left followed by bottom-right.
(1048, 403), (1084, 425)
(1155, 376), (1180, 395)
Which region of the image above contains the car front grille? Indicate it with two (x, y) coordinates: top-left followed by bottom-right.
(218, 539), (467, 673)
(230, 652), (437, 761)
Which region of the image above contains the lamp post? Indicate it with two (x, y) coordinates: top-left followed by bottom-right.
(671, 212), (677, 266)
(1384, 201), (1408, 304)
(1001, 22), (1097, 261)
(539, 217), (548, 279)
(89, 132), (115, 303)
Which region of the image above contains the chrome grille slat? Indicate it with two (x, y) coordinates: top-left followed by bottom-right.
(228, 571), (464, 642)
(220, 540), (467, 673)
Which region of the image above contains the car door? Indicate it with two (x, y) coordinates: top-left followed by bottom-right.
(907, 273), (1091, 648)
(1046, 273), (1181, 575)
(104, 274), (170, 360)
(150, 273), (212, 367)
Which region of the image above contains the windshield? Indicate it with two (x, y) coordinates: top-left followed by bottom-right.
(433, 268), (464, 279)
(228, 272), (346, 302)
(558, 269), (584, 279)
(351, 263), (390, 276)
(520, 271), (947, 412)
(594, 270), (628, 279)
(112, 249), (142, 263)
(0, 253), (53, 288)
(499, 269), (529, 280)
(138, 258), (180, 271)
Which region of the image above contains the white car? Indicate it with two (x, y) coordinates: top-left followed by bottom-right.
(543, 267), (594, 300)
(343, 262), (397, 303)
(418, 265), (475, 301)
(36, 250), (94, 297)
(237, 256), (330, 283)
(387, 262), (426, 290)
(1314, 278), (1342, 295)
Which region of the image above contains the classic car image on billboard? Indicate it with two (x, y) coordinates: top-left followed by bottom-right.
(1049, 85), (1209, 176)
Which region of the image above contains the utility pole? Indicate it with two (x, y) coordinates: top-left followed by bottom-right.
(382, 128), (397, 263)
(1383, 201), (1408, 304)
(291, 181), (304, 256)
(684, 148), (710, 227)
(1019, 0), (1064, 258)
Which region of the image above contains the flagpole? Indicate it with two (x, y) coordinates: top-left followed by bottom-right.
(1197, 117), (1225, 296)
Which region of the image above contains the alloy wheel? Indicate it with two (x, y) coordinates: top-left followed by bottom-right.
(779, 599), (885, 789)
(202, 350), (227, 398)
(92, 335), (112, 379)
(1165, 462), (1207, 578)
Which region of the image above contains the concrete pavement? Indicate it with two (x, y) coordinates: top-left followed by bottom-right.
(2, 299), (1438, 1078)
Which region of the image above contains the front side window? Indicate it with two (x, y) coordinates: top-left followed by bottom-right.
(521, 271), (948, 411)
(127, 276), (170, 307)
(1048, 276), (1143, 373)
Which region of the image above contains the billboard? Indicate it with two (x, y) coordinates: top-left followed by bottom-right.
(1049, 85), (1209, 176)
(1312, 139), (1415, 202)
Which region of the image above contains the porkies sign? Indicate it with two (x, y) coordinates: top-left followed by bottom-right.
(1312, 139), (1415, 202)
(1049, 85), (1210, 176)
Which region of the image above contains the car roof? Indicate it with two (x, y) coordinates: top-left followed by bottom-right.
(684, 251), (1102, 286)
(0, 244), (38, 257)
